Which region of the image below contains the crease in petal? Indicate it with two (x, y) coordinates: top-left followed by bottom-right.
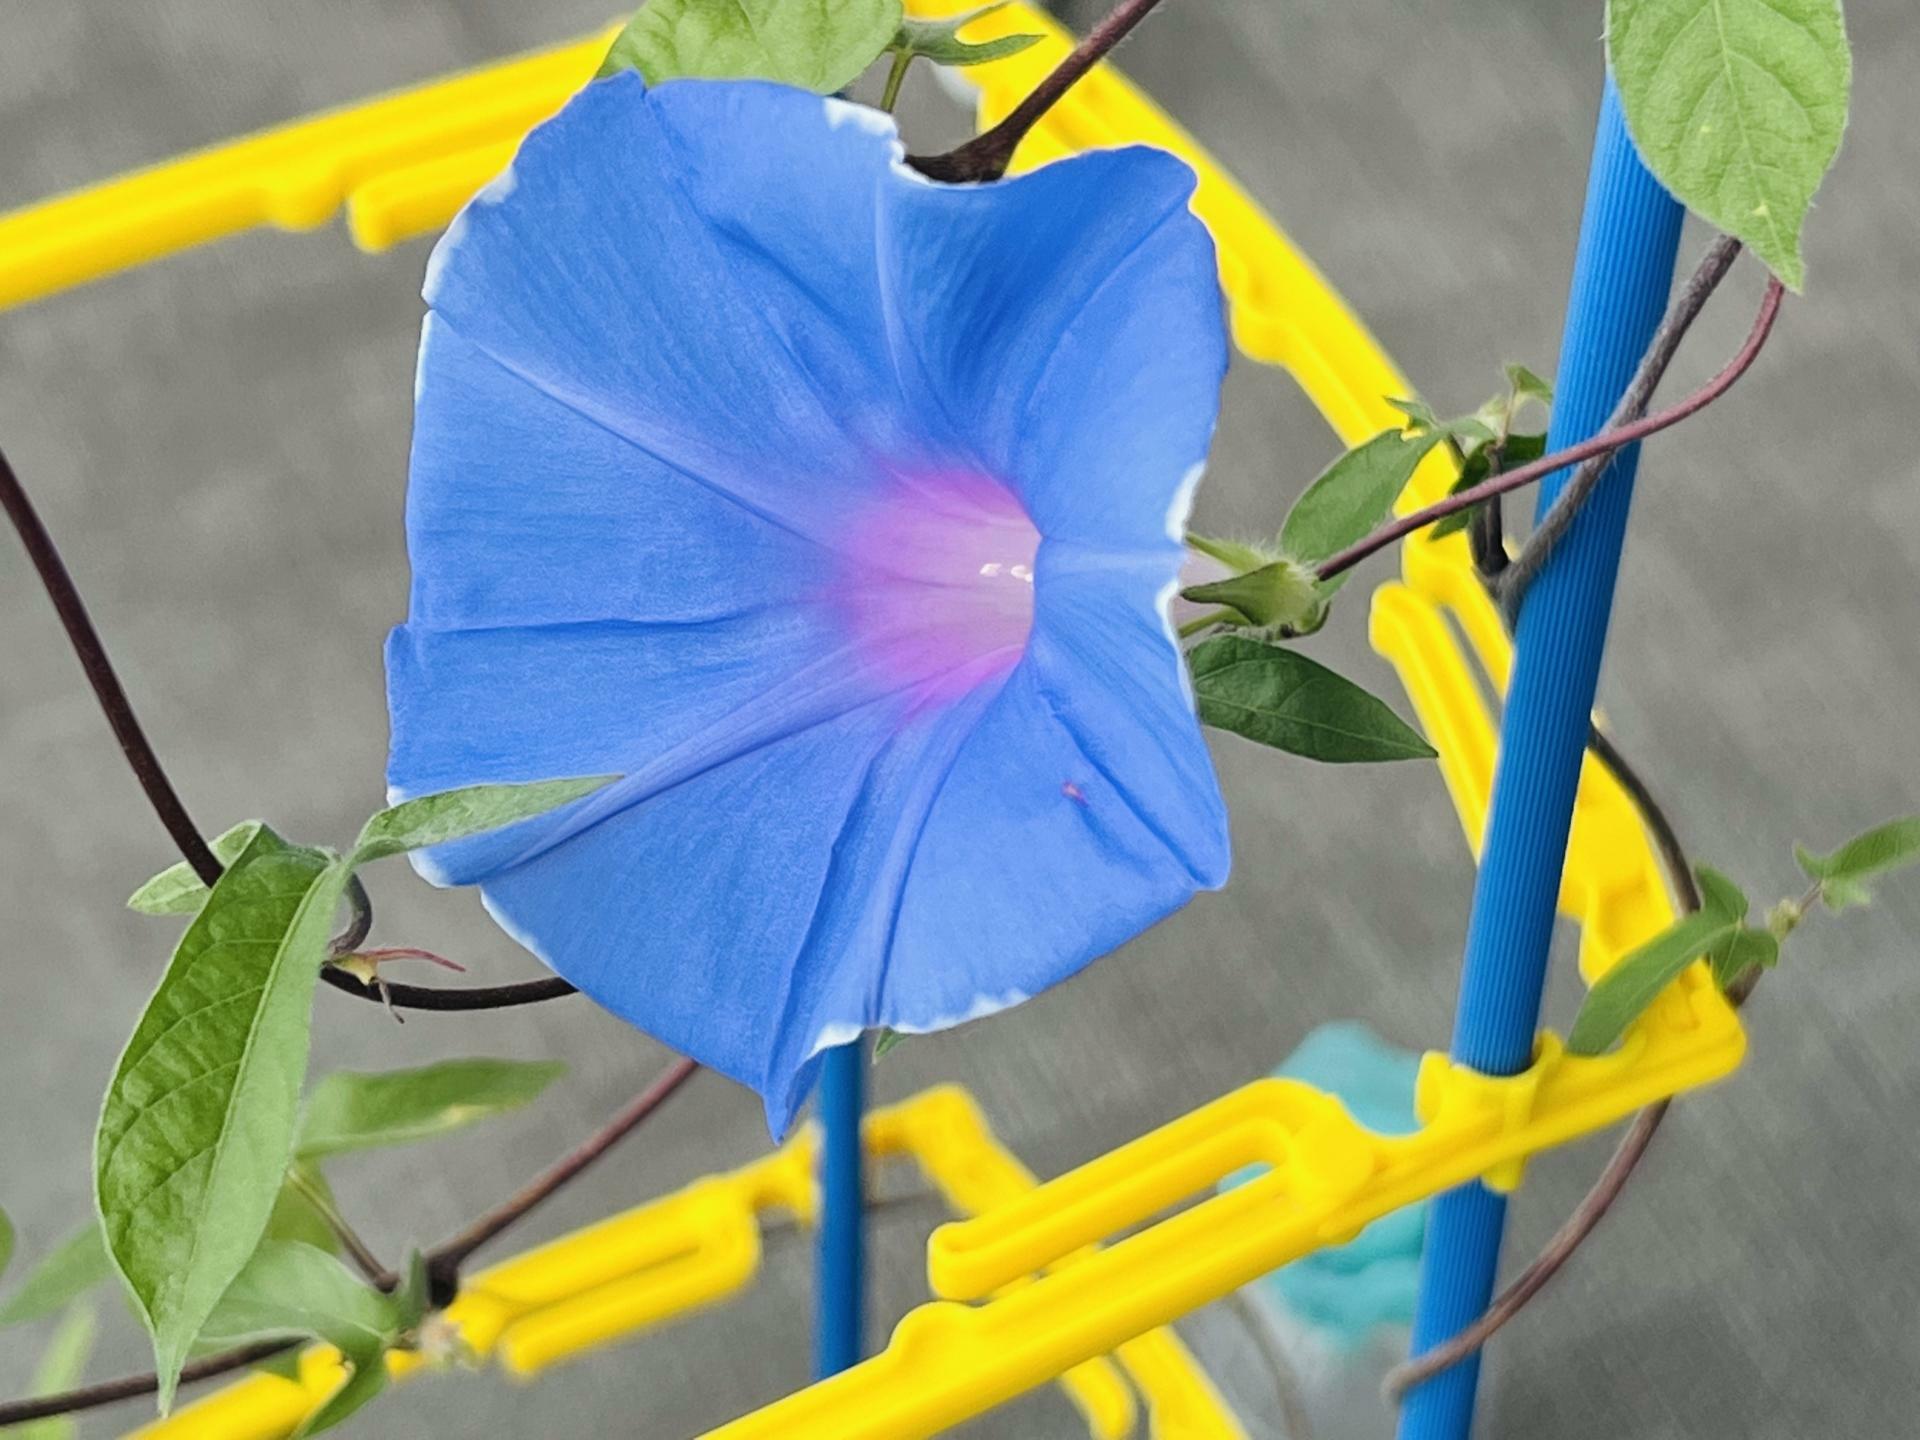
(877, 658), (1215, 1038)
(1028, 544), (1229, 888)
(421, 75), (919, 540)
(406, 314), (825, 631)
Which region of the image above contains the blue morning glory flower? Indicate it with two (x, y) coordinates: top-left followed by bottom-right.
(386, 72), (1230, 1133)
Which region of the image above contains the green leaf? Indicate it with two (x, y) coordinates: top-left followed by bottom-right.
(0, 1225), (111, 1328)
(598, 0), (903, 92)
(296, 1059), (567, 1160)
(1608, 0), (1850, 290)
(1429, 430), (1547, 539)
(1499, 431), (1548, 466)
(1692, 862), (1760, 987)
(1693, 862), (1749, 924)
(0, 1205), (12, 1285)
(1184, 533), (1274, 574)
(1189, 637), (1437, 764)
(198, 1241), (401, 1437)
(872, 1028), (907, 1061)
(1568, 909), (1739, 1054)
(892, 3), (1041, 65)
(13, 1303), (97, 1440)
(126, 822), (268, 915)
(1179, 559), (1321, 631)
(353, 777), (618, 866)
(390, 1251), (433, 1336)
(1504, 363), (1554, 410)
(1795, 816), (1920, 908)
(1709, 925), (1780, 990)
(1384, 396), (1441, 432)
(95, 825), (352, 1410)
(265, 1167), (343, 1257)
(1282, 430), (1441, 579)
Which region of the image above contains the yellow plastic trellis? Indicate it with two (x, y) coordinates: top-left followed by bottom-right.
(0, 6), (1747, 1437)
(129, 1087), (1239, 1440)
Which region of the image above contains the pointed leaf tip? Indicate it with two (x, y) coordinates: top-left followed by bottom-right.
(352, 776), (619, 865)
(1795, 816), (1920, 908)
(1189, 637), (1436, 763)
(1609, 0), (1849, 290)
(296, 1058), (567, 1160)
(1281, 429), (1442, 579)
(1568, 909), (1737, 1054)
(126, 821), (274, 915)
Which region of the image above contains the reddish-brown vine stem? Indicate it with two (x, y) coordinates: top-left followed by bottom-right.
(0, 442), (578, 1011)
(1316, 276), (1785, 583)
(0, 1056), (700, 1427)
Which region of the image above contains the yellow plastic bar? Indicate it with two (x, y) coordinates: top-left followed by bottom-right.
(0, 28), (617, 312)
(709, 1008), (1739, 1438)
(698, 8), (1747, 1438)
(131, 1087), (1237, 1440)
(3, 7), (1738, 1436)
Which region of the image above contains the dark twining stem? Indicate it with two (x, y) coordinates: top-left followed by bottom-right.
(0, 444), (223, 885)
(907, 0), (1173, 182)
(1386, 972), (1774, 1402)
(0, 1057), (700, 1428)
(1316, 270), (1785, 583)
(426, 1055), (701, 1292)
(1380, 558), (1712, 1401)
(286, 1165), (394, 1289)
(0, 442), (578, 1010)
(1383, 1099), (1671, 1400)
(321, 968), (577, 1010)
(1495, 235), (1744, 615)
(0, 1342), (294, 1428)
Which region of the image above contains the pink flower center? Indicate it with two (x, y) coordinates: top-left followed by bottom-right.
(837, 472), (1040, 703)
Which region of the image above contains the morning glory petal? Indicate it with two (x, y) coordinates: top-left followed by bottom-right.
(422, 74), (920, 543)
(879, 654), (1215, 1038)
(477, 677), (1006, 1134)
(1026, 544), (1229, 882)
(406, 314), (822, 631)
(875, 146), (1226, 552)
(389, 75), (1234, 1133)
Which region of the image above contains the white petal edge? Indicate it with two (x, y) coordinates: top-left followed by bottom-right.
(822, 95), (897, 137)
(803, 986), (1036, 1067)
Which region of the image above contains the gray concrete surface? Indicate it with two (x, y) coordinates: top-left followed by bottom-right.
(1, 1), (1917, 1435)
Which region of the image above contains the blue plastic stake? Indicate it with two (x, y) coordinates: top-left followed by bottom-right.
(1398, 78), (1683, 1440)
(815, 1038), (867, 1378)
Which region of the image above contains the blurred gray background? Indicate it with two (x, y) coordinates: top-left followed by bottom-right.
(2, 1), (1917, 1435)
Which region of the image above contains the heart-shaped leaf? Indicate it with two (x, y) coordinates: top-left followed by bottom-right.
(1609, 0), (1850, 289)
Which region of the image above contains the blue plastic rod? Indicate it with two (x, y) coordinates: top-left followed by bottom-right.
(815, 1038), (867, 1378)
(1398, 78), (1683, 1440)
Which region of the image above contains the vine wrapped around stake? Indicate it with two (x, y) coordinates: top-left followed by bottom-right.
(0, 0), (1901, 1434)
